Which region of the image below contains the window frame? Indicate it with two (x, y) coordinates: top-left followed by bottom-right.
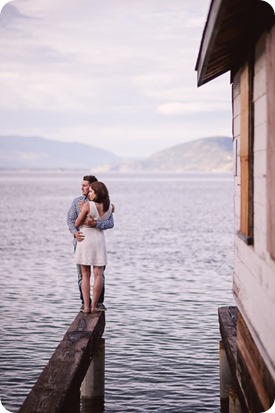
(237, 60), (254, 245)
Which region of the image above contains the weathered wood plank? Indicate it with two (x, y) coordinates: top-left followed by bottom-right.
(19, 312), (105, 413)
(218, 307), (237, 375)
(236, 311), (275, 413)
(218, 306), (249, 413)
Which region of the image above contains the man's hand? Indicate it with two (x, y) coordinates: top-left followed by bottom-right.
(75, 231), (85, 242)
(84, 216), (97, 227)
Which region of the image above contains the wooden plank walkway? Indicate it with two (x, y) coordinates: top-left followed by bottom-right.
(19, 311), (105, 413)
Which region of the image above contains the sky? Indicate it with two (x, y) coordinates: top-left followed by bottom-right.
(0, 0), (274, 159)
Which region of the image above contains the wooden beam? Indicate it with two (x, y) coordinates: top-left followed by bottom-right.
(218, 307), (238, 376)
(218, 306), (249, 413)
(18, 312), (105, 413)
(236, 311), (275, 413)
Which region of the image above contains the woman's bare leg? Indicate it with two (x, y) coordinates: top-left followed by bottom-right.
(81, 265), (91, 311)
(92, 266), (103, 312)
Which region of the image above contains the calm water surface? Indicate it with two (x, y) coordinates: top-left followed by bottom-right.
(0, 171), (234, 412)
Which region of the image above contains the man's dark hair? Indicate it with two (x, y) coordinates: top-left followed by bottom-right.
(83, 175), (98, 184)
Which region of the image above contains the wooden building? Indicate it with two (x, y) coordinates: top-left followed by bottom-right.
(195, 0), (275, 411)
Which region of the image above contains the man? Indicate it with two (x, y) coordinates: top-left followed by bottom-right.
(67, 175), (114, 311)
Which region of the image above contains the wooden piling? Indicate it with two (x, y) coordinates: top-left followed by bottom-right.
(218, 307), (247, 413)
(81, 337), (105, 404)
(229, 385), (242, 413)
(220, 340), (232, 413)
(18, 311), (105, 413)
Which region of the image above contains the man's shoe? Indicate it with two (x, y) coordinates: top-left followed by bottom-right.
(80, 304), (84, 312)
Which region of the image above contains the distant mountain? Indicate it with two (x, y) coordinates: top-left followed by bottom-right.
(110, 136), (233, 172)
(0, 135), (120, 169)
(146, 136), (233, 172)
(0, 135), (233, 172)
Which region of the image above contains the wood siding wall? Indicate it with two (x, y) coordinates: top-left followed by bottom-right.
(267, 25), (275, 260)
(232, 28), (275, 383)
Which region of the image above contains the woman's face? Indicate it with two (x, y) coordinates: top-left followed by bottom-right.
(88, 187), (96, 201)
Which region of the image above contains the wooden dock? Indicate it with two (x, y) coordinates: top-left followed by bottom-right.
(19, 311), (105, 413)
(219, 306), (275, 413)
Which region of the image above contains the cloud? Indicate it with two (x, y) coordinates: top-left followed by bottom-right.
(157, 98), (230, 115)
(0, 0), (232, 158)
(157, 102), (196, 115)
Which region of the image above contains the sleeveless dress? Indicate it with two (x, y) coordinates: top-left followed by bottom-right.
(74, 201), (108, 266)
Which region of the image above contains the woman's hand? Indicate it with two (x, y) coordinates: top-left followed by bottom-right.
(84, 216), (97, 227)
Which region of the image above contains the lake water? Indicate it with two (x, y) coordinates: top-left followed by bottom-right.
(0, 170), (235, 413)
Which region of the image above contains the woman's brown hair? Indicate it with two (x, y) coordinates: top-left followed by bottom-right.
(90, 181), (110, 213)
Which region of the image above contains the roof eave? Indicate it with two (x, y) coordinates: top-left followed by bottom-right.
(195, 0), (225, 87)
(195, 0), (275, 87)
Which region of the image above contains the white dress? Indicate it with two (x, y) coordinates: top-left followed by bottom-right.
(74, 201), (110, 266)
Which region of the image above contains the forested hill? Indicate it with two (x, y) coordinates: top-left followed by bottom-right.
(110, 136), (233, 172)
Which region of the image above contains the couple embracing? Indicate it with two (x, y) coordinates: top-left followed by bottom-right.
(67, 175), (114, 314)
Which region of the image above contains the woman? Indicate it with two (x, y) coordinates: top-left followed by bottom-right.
(74, 181), (111, 313)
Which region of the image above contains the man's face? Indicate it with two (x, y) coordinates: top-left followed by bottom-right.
(81, 180), (90, 196)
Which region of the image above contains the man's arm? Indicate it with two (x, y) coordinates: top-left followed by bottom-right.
(67, 198), (79, 235)
(95, 203), (114, 230)
(96, 213), (114, 230)
(84, 202), (114, 230)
